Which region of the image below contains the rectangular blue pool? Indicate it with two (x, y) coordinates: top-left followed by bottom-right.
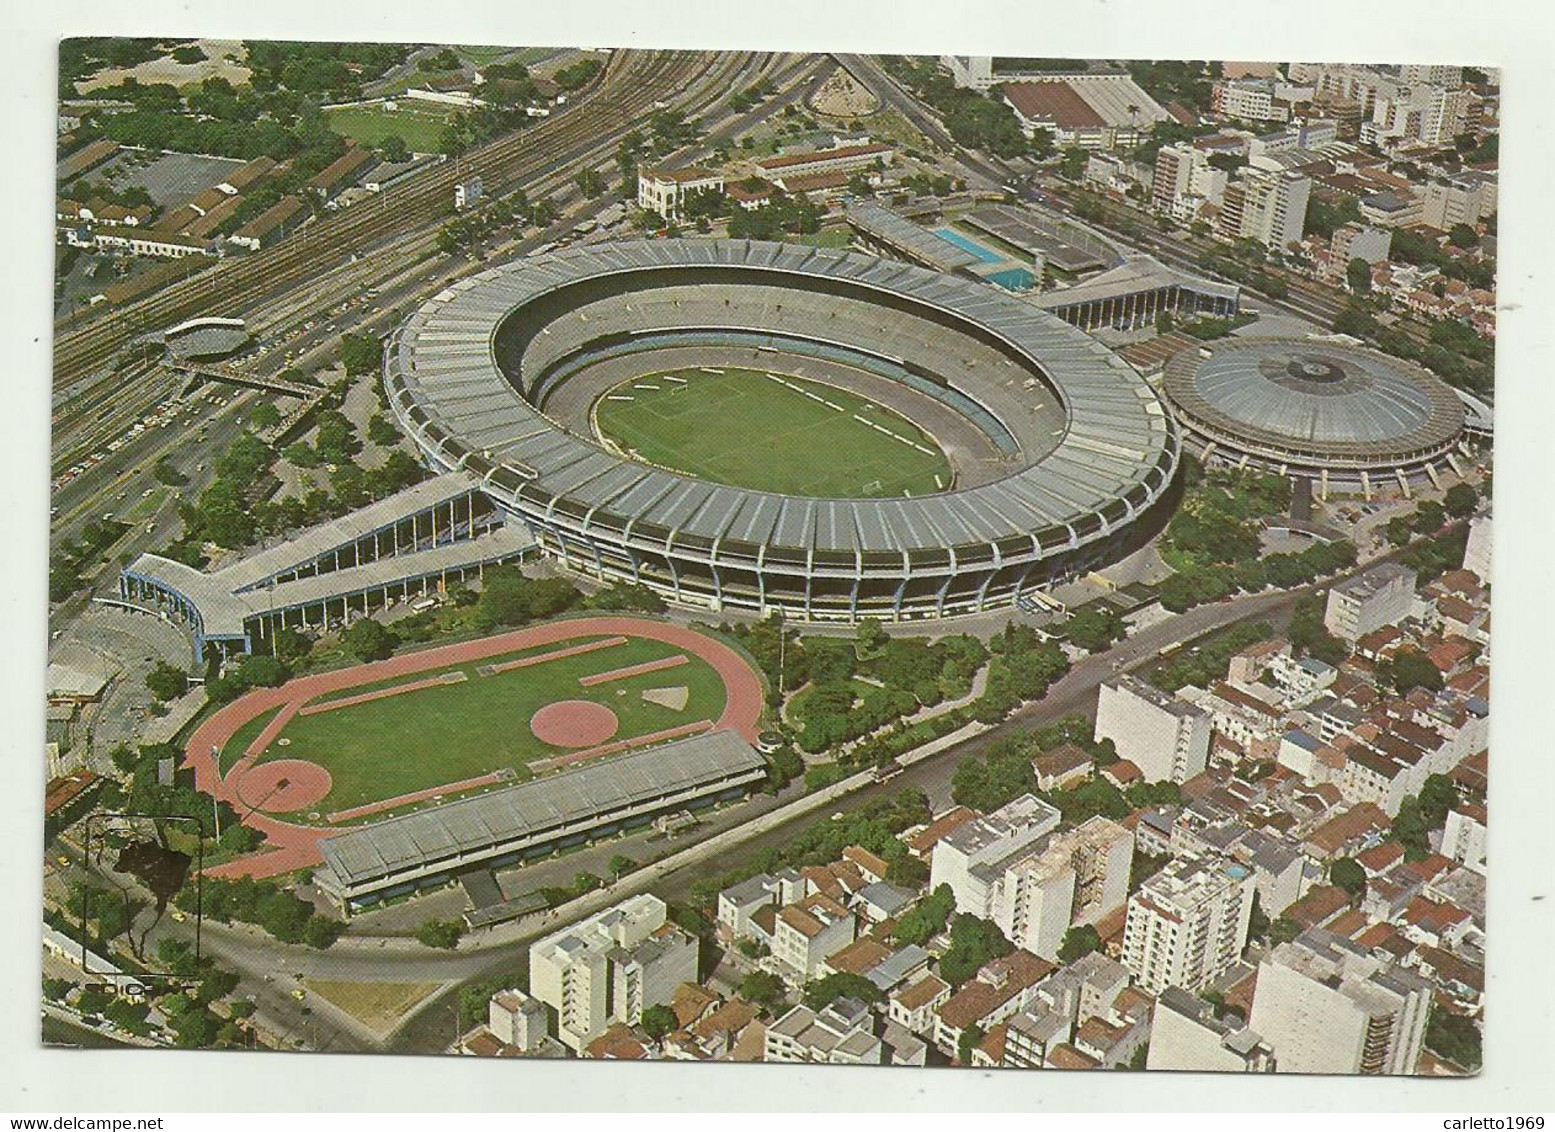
(933, 226), (1004, 264)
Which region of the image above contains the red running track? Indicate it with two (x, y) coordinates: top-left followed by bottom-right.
(184, 617), (765, 880)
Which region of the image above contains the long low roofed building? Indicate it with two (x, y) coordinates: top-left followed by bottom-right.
(121, 472), (534, 661)
(312, 729), (768, 911)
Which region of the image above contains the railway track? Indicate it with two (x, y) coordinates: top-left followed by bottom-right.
(49, 51), (808, 482)
(51, 49), (731, 388)
(49, 50), (773, 468)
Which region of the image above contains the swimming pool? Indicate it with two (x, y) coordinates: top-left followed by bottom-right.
(985, 267), (1035, 291)
(933, 226), (1004, 264)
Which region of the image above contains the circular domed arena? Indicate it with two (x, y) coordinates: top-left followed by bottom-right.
(385, 239), (1180, 622)
(1160, 338), (1468, 492)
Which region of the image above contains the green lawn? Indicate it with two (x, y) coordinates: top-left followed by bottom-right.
(220, 705), (282, 775)
(795, 228), (852, 249)
(323, 103), (456, 154)
(593, 368), (952, 498)
(234, 634), (728, 820)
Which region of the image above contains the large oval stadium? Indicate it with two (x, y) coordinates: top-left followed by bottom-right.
(1161, 338), (1468, 490)
(385, 239), (1179, 621)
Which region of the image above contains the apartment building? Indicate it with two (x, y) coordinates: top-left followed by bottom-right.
(1250, 928), (1432, 1074)
(995, 818), (1135, 960)
(929, 794), (1062, 916)
(528, 894), (699, 1051)
(715, 869), (804, 942)
(1219, 166), (1312, 250)
(488, 989), (551, 1053)
(1121, 854), (1257, 994)
(1094, 675), (1212, 784)
(1150, 143), (1229, 222)
(1147, 986), (1277, 1072)
(771, 892), (856, 980)
(764, 998), (883, 1065)
(1325, 563), (1417, 642)
(1419, 172), (1498, 231)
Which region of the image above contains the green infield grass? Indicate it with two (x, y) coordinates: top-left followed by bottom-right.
(323, 103), (456, 154)
(228, 633), (728, 820)
(592, 367), (952, 498)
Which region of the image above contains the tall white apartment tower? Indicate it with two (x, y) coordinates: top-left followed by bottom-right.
(1324, 562), (1417, 642)
(528, 893), (699, 1051)
(1122, 854), (1256, 994)
(1250, 929), (1432, 1074)
(1095, 674), (1212, 784)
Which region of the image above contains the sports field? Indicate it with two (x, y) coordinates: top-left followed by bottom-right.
(323, 103), (456, 154)
(592, 368), (953, 498)
(228, 633), (729, 821)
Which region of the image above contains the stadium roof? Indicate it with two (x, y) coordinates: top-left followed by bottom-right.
(126, 473), (534, 637)
(1161, 339), (1465, 459)
(316, 730), (766, 888)
(389, 239), (1177, 558)
(845, 201), (981, 273)
(1033, 254), (1242, 311)
(962, 204), (1121, 274)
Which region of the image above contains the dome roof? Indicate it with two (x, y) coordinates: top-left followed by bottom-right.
(1161, 339), (1464, 463)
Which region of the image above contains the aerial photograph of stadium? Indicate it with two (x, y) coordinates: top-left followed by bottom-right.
(42, 35), (1498, 1088)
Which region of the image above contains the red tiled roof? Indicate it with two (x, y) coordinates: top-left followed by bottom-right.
(906, 807), (976, 855)
(937, 950), (1053, 1030)
(1285, 884), (1351, 928)
(894, 973), (949, 1011)
(756, 143), (892, 172)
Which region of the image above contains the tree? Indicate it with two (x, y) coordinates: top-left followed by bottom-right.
(1447, 223), (1479, 250)
(415, 918), (465, 949)
(366, 413), (400, 446)
(640, 1003), (678, 1041)
(1270, 917), (1301, 944)
(1413, 500), (1447, 534)
(378, 134), (409, 163)
(608, 854), (637, 879)
(1382, 649), (1444, 695)
(145, 662), (188, 702)
(803, 971), (884, 1012)
(249, 401), (282, 431)
(342, 618), (396, 662)
(740, 970), (786, 1011)
(1064, 607), (1126, 653)
(1418, 774), (1461, 830)
(1425, 1005), (1482, 1070)
(1330, 857), (1367, 899)
(1057, 924), (1103, 963)
(894, 884), (955, 947)
(938, 913), (1014, 986)
(1384, 516), (1416, 547)
(957, 1022), (987, 1065)
(1392, 796), (1432, 861)
(1346, 257), (1372, 295)
(338, 333), (380, 377)
(1443, 483), (1478, 519)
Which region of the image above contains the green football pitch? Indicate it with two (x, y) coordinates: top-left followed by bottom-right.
(228, 634), (728, 821)
(591, 368), (953, 498)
